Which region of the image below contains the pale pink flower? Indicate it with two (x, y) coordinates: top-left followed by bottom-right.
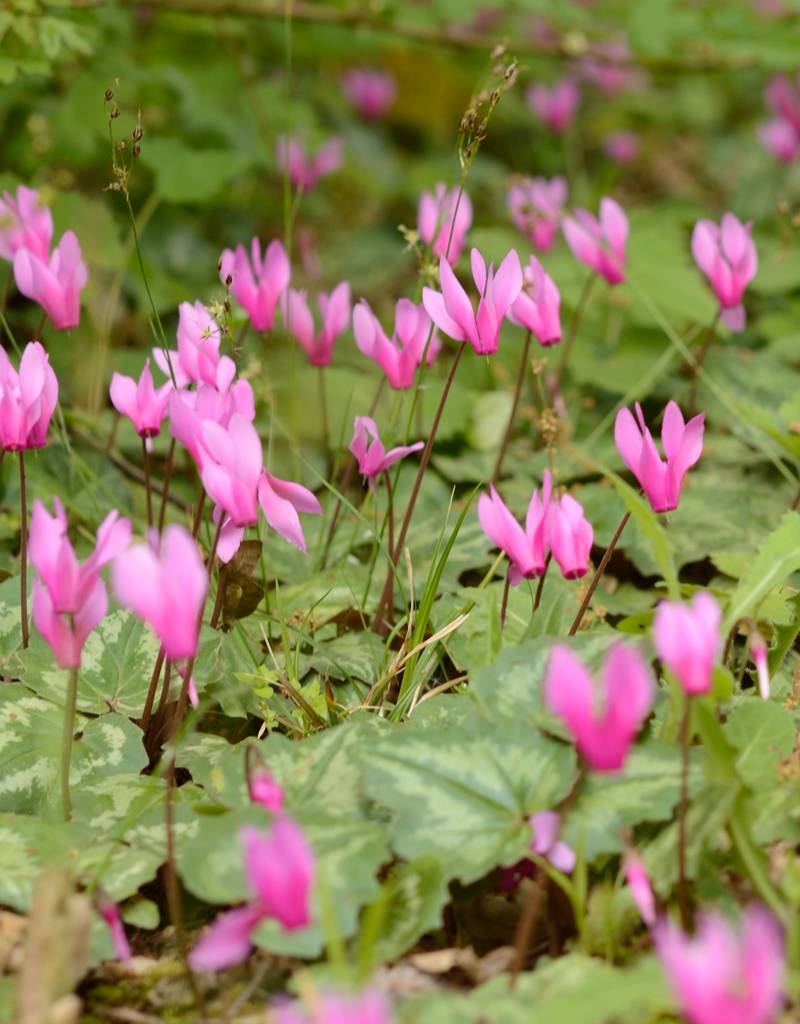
(0, 341), (58, 451)
(751, 631), (770, 700)
(529, 811), (575, 873)
(603, 131), (640, 164)
(543, 644), (653, 772)
(655, 906), (784, 1024)
(189, 818), (314, 971)
(341, 68), (397, 119)
(174, 301), (228, 387)
(562, 198), (628, 285)
(220, 238), (290, 332)
(423, 248), (523, 355)
(614, 400), (704, 514)
(199, 414), (263, 527)
(765, 73), (800, 129)
(508, 256), (561, 345)
(417, 184), (473, 265)
(624, 853), (656, 927)
(349, 416), (423, 486)
(0, 186), (53, 262)
(276, 135), (343, 192)
(13, 230), (87, 330)
(691, 213), (757, 332)
(274, 989), (391, 1024)
(256, 471), (322, 553)
(353, 298), (438, 389)
(507, 176), (567, 252)
(111, 525), (207, 661)
(526, 79), (580, 134)
(477, 474), (551, 584)
(653, 592), (721, 696)
(759, 118), (800, 163)
(109, 360), (172, 439)
(283, 281), (351, 366)
(548, 493), (593, 580)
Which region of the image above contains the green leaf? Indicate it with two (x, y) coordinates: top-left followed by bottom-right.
(723, 700), (796, 788)
(722, 512), (800, 632)
(611, 476), (679, 600)
(140, 138), (251, 203)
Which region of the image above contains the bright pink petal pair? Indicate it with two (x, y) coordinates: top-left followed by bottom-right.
(508, 256), (562, 346)
(562, 198), (628, 285)
(653, 592), (721, 696)
(507, 176), (567, 252)
(529, 811), (575, 874)
(110, 360), (172, 439)
(691, 213), (757, 332)
(220, 238), (291, 332)
(417, 184), (473, 265)
(614, 400), (704, 514)
(0, 341), (58, 451)
(543, 644), (653, 772)
(283, 281), (351, 366)
(353, 298), (437, 389)
(276, 136), (343, 192)
(0, 186), (53, 262)
(341, 68), (397, 119)
(349, 416), (423, 486)
(274, 989), (391, 1024)
(13, 230), (87, 330)
(423, 248), (523, 355)
(526, 79), (580, 134)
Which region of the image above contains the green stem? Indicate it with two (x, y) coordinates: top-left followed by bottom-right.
(555, 273), (595, 394)
(61, 663), (79, 820)
(18, 451), (28, 649)
(677, 696), (692, 929)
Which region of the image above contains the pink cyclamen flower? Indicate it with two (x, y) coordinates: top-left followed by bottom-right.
(199, 413), (264, 527)
(614, 400), (704, 514)
(283, 281), (351, 366)
(526, 79), (580, 134)
(544, 644), (654, 772)
(97, 899), (132, 961)
(256, 471), (322, 554)
(220, 238), (290, 332)
(423, 248), (523, 356)
(341, 68), (397, 119)
(13, 230), (87, 330)
(548, 493), (593, 580)
(353, 298), (438, 389)
(276, 136), (343, 192)
(109, 359), (172, 439)
(477, 474), (551, 584)
(111, 525), (207, 661)
(0, 341), (58, 451)
(655, 906), (784, 1024)
(751, 631), (770, 700)
(759, 118), (800, 163)
(417, 184), (474, 265)
(189, 818), (314, 971)
(274, 989), (391, 1024)
(507, 176), (567, 252)
(624, 853), (656, 927)
(508, 256), (561, 346)
(30, 499), (131, 669)
(174, 301), (228, 388)
(691, 213), (757, 332)
(765, 74), (800, 129)
(349, 416), (423, 486)
(0, 186), (53, 262)
(562, 198), (628, 285)
(653, 592), (721, 696)
(249, 771), (284, 814)
(603, 132), (640, 164)
(529, 811), (575, 873)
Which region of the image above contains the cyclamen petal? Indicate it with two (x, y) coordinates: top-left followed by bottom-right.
(349, 417), (423, 486)
(0, 341), (58, 451)
(221, 238), (290, 331)
(654, 593), (721, 696)
(691, 213), (757, 331)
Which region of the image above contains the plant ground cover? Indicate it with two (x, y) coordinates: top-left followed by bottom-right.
(4, 1), (800, 1021)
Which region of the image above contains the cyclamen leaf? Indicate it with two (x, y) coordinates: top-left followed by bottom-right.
(722, 512), (800, 632)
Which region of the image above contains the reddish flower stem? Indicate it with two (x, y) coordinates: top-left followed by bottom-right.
(158, 438), (176, 533)
(494, 330), (532, 483)
(18, 451), (28, 649)
(142, 436), (153, 529)
(568, 509), (630, 636)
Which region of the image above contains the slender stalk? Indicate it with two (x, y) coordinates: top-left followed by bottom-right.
(61, 662), (79, 820)
(554, 273), (595, 394)
(18, 451), (28, 649)
(687, 313), (719, 416)
(318, 365), (331, 473)
(142, 437), (153, 529)
(140, 646), (166, 731)
(383, 470), (395, 616)
(509, 876), (546, 989)
(677, 696), (692, 930)
(372, 343), (466, 630)
(34, 310), (47, 338)
(190, 480), (206, 539)
(494, 330), (532, 482)
(568, 509), (630, 636)
(158, 438), (176, 533)
(210, 563), (227, 629)
(534, 553), (551, 612)
(155, 658), (173, 721)
(500, 565), (511, 630)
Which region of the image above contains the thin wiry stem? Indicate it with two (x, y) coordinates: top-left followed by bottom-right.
(18, 451), (28, 649)
(142, 437), (153, 529)
(677, 697), (692, 930)
(494, 330), (532, 482)
(568, 509), (630, 636)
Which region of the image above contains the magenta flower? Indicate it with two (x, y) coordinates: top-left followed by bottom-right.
(508, 256), (561, 346)
(189, 818), (314, 972)
(249, 771), (284, 814)
(691, 213), (757, 332)
(274, 989), (391, 1024)
(655, 906), (784, 1024)
(477, 475), (551, 585)
(349, 416), (423, 486)
(765, 73), (800, 129)
(614, 400), (704, 514)
(353, 298), (438, 389)
(168, 377), (256, 465)
(653, 592), (721, 696)
(13, 230), (87, 330)
(174, 301), (228, 387)
(761, 75), (800, 162)
(417, 184), (473, 265)
(548, 493), (593, 580)
(526, 79), (580, 134)
(30, 499), (131, 669)
(220, 238), (290, 332)
(109, 360), (172, 439)
(341, 68), (397, 119)
(759, 118), (800, 163)
(276, 135), (343, 192)
(0, 186), (53, 262)
(529, 811), (575, 873)
(543, 644), (654, 772)
(423, 248), (523, 356)
(97, 899), (132, 961)
(507, 176), (567, 252)
(603, 131), (640, 165)
(0, 341), (58, 451)
(111, 525), (207, 661)
(256, 471), (322, 553)
(283, 281), (351, 366)
(751, 631), (770, 700)
(563, 198), (628, 285)
(199, 414), (263, 527)
(624, 853), (656, 927)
